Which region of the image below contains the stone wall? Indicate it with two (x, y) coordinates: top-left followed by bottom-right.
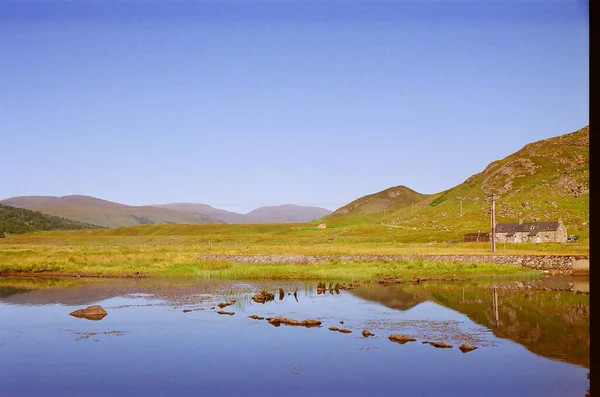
(201, 254), (588, 275)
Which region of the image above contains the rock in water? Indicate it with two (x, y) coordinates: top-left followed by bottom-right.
(69, 305), (108, 321)
(459, 344), (478, 353)
(252, 290), (275, 303)
(388, 334), (416, 344)
(428, 342), (453, 349)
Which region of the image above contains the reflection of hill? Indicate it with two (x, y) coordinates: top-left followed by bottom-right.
(350, 286), (427, 311)
(430, 285), (589, 369)
(0, 278), (232, 306)
(353, 282), (589, 369)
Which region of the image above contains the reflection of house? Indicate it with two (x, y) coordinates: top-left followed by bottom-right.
(495, 220), (567, 243)
(463, 232), (490, 242)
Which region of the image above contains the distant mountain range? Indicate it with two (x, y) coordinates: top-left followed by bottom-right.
(1, 125), (588, 235)
(0, 196), (332, 228)
(156, 203), (332, 224)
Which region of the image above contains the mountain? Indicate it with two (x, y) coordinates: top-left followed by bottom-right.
(155, 203), (249, 224)
(157, 203), (332, 224)
(330, 185), (429, 217)
(0, 195), (224, 228)
(244, 204), (332, 223)
(0, 204), (102, 236)
(325, 125), (589, 240)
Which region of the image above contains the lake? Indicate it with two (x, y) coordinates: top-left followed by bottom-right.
(0, 276), (589, 397)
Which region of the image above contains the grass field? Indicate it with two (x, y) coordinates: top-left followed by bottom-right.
(0, 223), (587, 280)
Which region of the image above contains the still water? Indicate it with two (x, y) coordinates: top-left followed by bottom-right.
(0, 277), (589, 397)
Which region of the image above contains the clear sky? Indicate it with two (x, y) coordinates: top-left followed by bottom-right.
(0, 0), (588, 213)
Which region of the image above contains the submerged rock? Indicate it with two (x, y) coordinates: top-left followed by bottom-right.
(459, 344), (478, 353)
(428, 342), (453, 349)
(339, 282), (359, 290)
(252, 290), (275, 304)
(388, 334), (416, 344)
(217, 311), (235, 315)
(267, 317), (321, 327)
(69, 305), (107, 321)
(379, 276), (404, 285)
(248, 314), (264, 320)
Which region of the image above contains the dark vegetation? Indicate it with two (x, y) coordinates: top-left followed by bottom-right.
(0, 204), (102, 237)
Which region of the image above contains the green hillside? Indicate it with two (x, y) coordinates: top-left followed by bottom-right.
(324, 126), (589, 242)
(324, 185), (429, 226)
(0, 204), (102, 237)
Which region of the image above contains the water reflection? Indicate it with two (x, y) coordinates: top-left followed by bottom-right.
(0, 276), (589, 397)
(351, 278), (590, 368)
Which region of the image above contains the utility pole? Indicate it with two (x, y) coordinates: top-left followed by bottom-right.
(490, 196), (497, 252)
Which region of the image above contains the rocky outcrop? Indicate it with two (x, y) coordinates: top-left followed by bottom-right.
(69, 305), (107, 321)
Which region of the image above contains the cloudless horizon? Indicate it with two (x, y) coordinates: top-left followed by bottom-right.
(0, 0), (588, 213)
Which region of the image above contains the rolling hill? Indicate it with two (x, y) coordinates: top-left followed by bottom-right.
(154, 203), (249, 224)
(325, 125), (589, 241)
(0, 195), (224, 228)
(330, 185), (429, 217)
(0, 204), (102, 236)
(244, 204), (332, 223)
(157, 203), (332, 224)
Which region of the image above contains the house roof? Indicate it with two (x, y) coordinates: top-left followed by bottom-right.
(496, 221), (561, 234)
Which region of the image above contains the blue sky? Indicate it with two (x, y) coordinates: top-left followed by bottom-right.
(0, 0), (588, 213)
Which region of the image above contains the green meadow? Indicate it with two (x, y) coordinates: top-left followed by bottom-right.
(0, 223), (587, 280)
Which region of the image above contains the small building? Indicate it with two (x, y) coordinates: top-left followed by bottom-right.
(463, 232), (490, 242)
(495, 220), (567, 243)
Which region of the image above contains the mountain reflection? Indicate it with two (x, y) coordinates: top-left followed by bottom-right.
(351, 279), (589, 368)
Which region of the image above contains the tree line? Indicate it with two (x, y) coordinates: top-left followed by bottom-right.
(0, 204), (103, 237)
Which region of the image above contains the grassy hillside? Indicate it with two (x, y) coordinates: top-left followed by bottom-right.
(324, 126), (589, 243)
(0, 195), (224, 228)
(325, 185), (429, 226)
(0, 204), (101, 236)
